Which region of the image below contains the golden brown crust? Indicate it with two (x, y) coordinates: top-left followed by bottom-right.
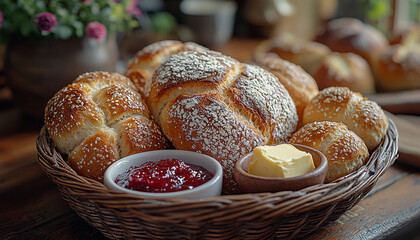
(68, 130), (119, 181)
(125, 40), (208, 96)
(150, 50), (298, 193)
(124, 68), (149, 94)
(45, 83), (104, 154)
(349, 99), (389, 152)
(303, 87), (388, 151)
(373, 44), (420, 91)
(45, 71), (170, 182)
(254, 54), (319, 127)
(148, 50), (238, 119)
(311, 52), (375, 94)
(115, 116), (171, 157)
(74, 71), (138, 92)
(160, 93), (265, 194)
(93, 84), (150, 125)
(289, 121), (369, 182)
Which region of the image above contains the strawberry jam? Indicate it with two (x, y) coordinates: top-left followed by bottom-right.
(115, 159), (214, 193)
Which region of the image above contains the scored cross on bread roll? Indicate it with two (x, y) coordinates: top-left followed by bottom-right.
(303, 87), (388, 151)
(147, 50), (299, 193)
(125, 40), (208, 97)
(44, 72), (170, 181)
(289, 121), (369, 183)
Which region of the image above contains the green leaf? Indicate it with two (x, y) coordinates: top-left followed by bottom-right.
(151, 12), (177, 35)
(72, 21), (84, 37)
(55, 25), (72, 39)
(56, 7), (69, 18)
(20, 0), (36, 15)
(1, 0), (139, 40)
(35, 1), (46, 11)
(20, 22), (33, 37)
(367, 0), (390, 21)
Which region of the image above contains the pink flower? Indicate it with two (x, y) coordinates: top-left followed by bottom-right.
(126, 0), (142, 17)
(78, 0), (93, 4)
(36, 12), (58, 32)
(86, 21), (107, 40)
(0, 12), (3, 28)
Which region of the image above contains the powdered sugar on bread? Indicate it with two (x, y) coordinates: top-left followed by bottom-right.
(45, 72), (170, 182)
(151, 51), (298, 193)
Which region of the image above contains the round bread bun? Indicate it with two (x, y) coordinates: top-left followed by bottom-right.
(255, 35), (331, 74)
(311, 52), (376, 94)
(125, 40), (207, 97)
(316, 18), (388, 65)
(254, 54), (319, 127)
(303, 87), (388, 151)
(289, 121), (369, 183)
(44, 72), (170, 181)
(373, 43), (420, 91)
(148, 50), (298, 193)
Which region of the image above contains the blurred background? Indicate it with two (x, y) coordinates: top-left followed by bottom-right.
(0, 2), (419, 239)
(0, 0), (419, 124)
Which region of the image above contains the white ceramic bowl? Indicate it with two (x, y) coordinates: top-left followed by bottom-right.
(104, 150), (223, 200)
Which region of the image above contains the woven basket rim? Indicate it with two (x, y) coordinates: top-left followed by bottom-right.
(36, 119), (398, 219)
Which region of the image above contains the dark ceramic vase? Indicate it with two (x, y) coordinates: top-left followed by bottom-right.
(4, 35), (118, 119)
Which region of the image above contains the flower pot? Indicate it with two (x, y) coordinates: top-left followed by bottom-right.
(4, 35), (118, 119)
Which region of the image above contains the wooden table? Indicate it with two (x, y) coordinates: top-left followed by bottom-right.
(1, 39), (420, 239)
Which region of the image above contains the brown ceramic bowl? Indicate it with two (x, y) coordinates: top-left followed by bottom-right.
(234, 144), (328, 193)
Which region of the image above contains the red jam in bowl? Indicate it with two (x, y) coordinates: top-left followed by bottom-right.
(115, 159), (214, 193)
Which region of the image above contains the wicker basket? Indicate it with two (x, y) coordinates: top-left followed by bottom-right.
(36, 120), (398, 239)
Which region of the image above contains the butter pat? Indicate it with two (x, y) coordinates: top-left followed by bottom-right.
(248, 144), (315, 178)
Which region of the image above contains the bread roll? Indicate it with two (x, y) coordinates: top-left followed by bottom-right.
(255, 35), (331, 74)
(125, 40), (208, 97)
(303, 87), (388, 151)
(44, 72), (170, 181)
(254, 54), (319, 127)
(289, 121), (369, 182)
(311, 52), (375, 94)
(148, 50), (299, 193)
(316, 18), (388, 65)
(373, 43), (420, 91)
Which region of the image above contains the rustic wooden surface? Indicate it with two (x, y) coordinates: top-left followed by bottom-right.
(367, 89), (420, 115)
(1, 39), (419, 240)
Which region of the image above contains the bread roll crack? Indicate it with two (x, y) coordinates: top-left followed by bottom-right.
(45, 72), (170, 182)
(149, 50), (239, 125)
(289, 121), (369, 182)
(125, 40), (209, 97)
(303, 87), (388, 151)
(148, 50), (298, 192)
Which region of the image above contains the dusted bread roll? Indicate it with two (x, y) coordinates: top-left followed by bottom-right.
(255, 35), (331, 74)
(311, 52), (375, 94)
(44, 72), (170, 181)
(289, 121), (369, 182)
(125, 40), (207, 97)
(316, 18), (388, 65)
(254, 54), (319, 127)
(303, 87), (388, 151)
(373, 43), (420, 91)
(148, 50), (299, 193)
